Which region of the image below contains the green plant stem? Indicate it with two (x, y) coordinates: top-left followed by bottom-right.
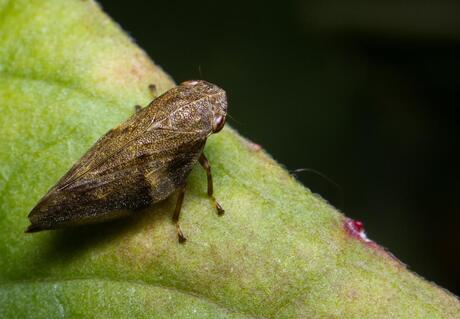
(0, 1), (458, 318)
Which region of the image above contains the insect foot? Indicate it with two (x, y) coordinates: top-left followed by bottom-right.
(216, 202), (225, 216)
(198, 153), (225, 216)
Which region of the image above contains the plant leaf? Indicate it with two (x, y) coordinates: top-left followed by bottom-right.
(0, 1), (458, 318)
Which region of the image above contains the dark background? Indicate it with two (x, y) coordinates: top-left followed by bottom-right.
(98, 0), (460, 295)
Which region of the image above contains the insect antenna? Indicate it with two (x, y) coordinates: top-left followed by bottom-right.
(226, 112), (243, 126)
(291, 168), (344, 210)
(198, 64), (203, 79)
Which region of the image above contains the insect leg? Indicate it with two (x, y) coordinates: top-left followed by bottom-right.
(134, 85), (157, 113)
(199, 153), (225, 215)
(148, 84), (157, 98)
(173, 184), (187, 243)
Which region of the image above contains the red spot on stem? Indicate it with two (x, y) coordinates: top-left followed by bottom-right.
(344, 218), (370, 242)
(353, 220), (364, 232)
(343, 218), (405, 266)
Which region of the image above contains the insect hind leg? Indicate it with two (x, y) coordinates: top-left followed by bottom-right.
(134, 105), (142, 113)
(173, 184), (187, 243)
(199, 153), (225, 215)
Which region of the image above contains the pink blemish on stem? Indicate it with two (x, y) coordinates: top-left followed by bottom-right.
(345, 218), (371, 243)
(344, 218), (405, 266)
(246, 141), (262, 152)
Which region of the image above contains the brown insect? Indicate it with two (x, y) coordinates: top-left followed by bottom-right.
(26, 80), (227, 242)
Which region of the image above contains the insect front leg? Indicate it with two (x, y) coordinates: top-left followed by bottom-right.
(199, 153), (225, 215)
(134, 85), (157, 113)
(173, 184), (187, 243)
(148, 84), (157, 98)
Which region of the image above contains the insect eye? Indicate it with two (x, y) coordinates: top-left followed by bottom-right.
(213, 115), (226, 133)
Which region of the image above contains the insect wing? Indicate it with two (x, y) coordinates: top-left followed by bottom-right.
(51, 86), (207, 193)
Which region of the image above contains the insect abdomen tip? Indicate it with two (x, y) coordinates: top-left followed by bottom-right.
(24, 224), (42, 233)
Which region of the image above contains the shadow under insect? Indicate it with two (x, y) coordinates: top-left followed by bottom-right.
(43, 198), (175, 263)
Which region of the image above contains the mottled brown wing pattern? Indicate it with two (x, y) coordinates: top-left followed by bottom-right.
(58, 128), (204, 192)
(54, 85), (211, 192)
